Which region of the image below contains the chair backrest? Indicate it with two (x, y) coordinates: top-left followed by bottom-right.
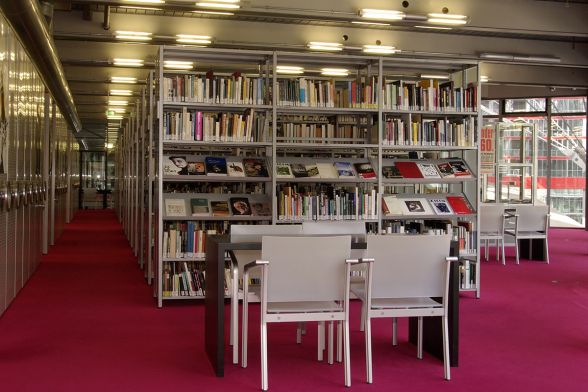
(231, 224), (303, 243)
(261, 235), (351, 303)
(479, 204), (506, 233)
(512, 205), (549, 232)
(366, 234), (451, 299)
(302, 221), (366, 239)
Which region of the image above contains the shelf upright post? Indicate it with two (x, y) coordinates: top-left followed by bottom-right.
(475, 63), (482, 298)
(139, 87), (146, 270)
(157, 47), (165, 307)
(147, 70), (154, 285)
(271, 51), (278, 224)
(377, 57), (383, 233)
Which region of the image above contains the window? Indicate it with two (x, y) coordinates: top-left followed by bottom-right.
(504, 98), (546, 113)
(551, 96), (587, 114)
(481, 99), (500, 116)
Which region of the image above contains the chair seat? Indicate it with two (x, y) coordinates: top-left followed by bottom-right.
(268, 301), (343, 314)
(479, 231), (503, 240)
(371, 297), (442, 309)
(505, 230), (547, 239)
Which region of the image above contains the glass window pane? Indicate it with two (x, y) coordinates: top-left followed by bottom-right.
(551, 96), (587, 114)
(481, 99), (500, 115)
(504, 98), (546, 113)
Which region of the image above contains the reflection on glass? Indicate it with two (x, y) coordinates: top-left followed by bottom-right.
(504, 98), (546, 113)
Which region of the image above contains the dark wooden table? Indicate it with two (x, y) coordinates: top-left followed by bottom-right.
(205, 236), (460, 377)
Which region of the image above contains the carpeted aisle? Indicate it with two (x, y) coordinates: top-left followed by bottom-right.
(0, 210), (587, 391)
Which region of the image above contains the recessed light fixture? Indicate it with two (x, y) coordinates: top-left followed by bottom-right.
(110, 89), (133, 96)
(108, 100), (129, 106)
(115, 31), (152, 41)
(192, 10), (234, 15)
(420, 74), (450, 80)
(427, 13), (468, 25)
(351, 21), (391, 26)
(362, 45), (397, 54)
(176, 34), (212, 45)
(109, 107), (127, 113)
(414, 25), (452, 30)
(105, 142), (114, 149)
(196, 0), (240, 10)
(111, 76), (137, 84)
(276, 66), (304, 75)
(360, 9), (405, 20)
(307, 42), (343, 51)
(321, 68), (349, 77)
(164, 60), (194, 70)
(113, 58), (144, 67)
(107, 115), (124, 120)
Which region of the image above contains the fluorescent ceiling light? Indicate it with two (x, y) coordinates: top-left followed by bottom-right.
(108, 100), (129, 106)
(119, 6), (163, 11)
(196, 1), (240, 10)
(176, 34), (212, 45)
(109, 107), (127, 113)
(351, 21), (390, 26)
(110, 89), (133, 96)
(164, 60), (194, 70)
(362, 45), (396, 54)
(276, 66), (304, 75)
(513, 55), (561, 63)
(427, 13), (468, 25)
(115, 31), (152, 41)
(105, 143), (114, 149)
(420, 74), (450, 79)
(321, 68), (349, 77)
(479, 53), (514, 61)
(113, 58), (144, 67)
(111, 76), (137, 84)
(414, 25), (452, 30)
(307, 42), (343, 51)
(107, 115), (124, 119)
(360, 9), (405, 20)
(480, 75), (489, 83)
(123, 0), (165, 3)
(192, 10), (234, 15)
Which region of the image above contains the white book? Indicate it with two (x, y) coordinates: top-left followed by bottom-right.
(165, 199), (187, 217)
(227, 161), (245, 177)
(316, 162), (338, 179)
(382, 195), (404, 216)
(400, 198), (434, 215)
(417, 162), (441, 178)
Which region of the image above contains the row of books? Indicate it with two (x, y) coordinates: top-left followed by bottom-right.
(162, 222), (215, 258)
(276, 77), (378, 108)
(277, 161), (376, 180)
(163, 182), (265, 195)
(163, 74), (267, 105)
(459, 259), (477, 290)
(277, 122), (367, 143)
(163, 109), (269, 142)
(382, 80), (477, 112)
(165, 197), (272, 218)
(163, 156), (269, 177)
(382, 160), (472, 180)
(382, 195), (474, 216)
(162, 261), (206, 297)
(383, 117), (476, 147)
(278, 186), (378, 221)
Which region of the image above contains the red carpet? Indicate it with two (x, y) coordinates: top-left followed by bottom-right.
(0, 209), (587, 391)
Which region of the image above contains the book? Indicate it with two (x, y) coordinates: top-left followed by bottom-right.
(316, 162), (338, 179)
(395, 161), (423, 178)
(382, 195), (404, 216)
(229, 197), (252, 216)
(187, 160), (205, 175)
(163, 155), (189, 175)
(190, 198), (210, 216)
(251, 201), (272, 216)
(165, 199), (187, 217)
(334, 162), (355, 178)
(382, 164), (402, 179)
(448, 160), (472, 177)
(354, 162), (376, 179)
(205, 157), (228, 176)
(417, 163), (441, 178)
(400, 198), (434, 215)
(446, 195), (474, 214)
(227, 161), (245, 177)
(276, 163), (294, 178)
(429, 198), (454, 215)
(305, 164), (320, 178)
(210, 201), (230, 216)
(436, 162), (455, 178)
(243, 158), (269, 177)
(290, 163), (309, 178)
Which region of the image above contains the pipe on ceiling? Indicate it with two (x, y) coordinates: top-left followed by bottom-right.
(0, 0), (82, 132)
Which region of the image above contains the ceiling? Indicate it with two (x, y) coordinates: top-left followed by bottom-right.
(48, 0), (588, 151)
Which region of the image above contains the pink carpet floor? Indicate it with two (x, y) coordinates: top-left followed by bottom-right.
(0, 210), (587, 391)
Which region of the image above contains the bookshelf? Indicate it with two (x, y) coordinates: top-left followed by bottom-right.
(154, 47), (482, 305)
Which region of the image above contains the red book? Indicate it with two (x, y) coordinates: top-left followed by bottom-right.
(394, 161), (423, 178)
(446, 196), (474, 214)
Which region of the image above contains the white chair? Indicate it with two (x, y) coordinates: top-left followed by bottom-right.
(242, 235), (354, 390)
(504, 205), (550, 264)
(229, 224), (303, 364)
(353, 234), (455, 383)
(479, 204), (507, 265)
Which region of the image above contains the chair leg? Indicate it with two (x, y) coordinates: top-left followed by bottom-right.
(261, 320), (268, 391)
(337, 321), (342, 363)
(484, 239), (488, 260)
(495, 239), (499, 261)
(328, 321), (334, 365)
(545, 238), (550, 264)
(360, 302), (365, 331)
(302, 322), (307, 335)
(442, 315), (451, 381)
(515, 239), (520, 265)
(365, 315), (372, 384)
(529, 238), (533, 260)
(344, 318), (352, 387)
(241, 279), (249, 368)
(417, 316), (423, 359)
(296, 322), (303, 344)
(501, 239), (506, 265)
(392, 317), (398, 346)
(231, 268), (239, 364)
(318, 321), (325, 361)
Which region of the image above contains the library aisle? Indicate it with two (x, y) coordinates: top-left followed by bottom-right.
(0, 210), (587, 391)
